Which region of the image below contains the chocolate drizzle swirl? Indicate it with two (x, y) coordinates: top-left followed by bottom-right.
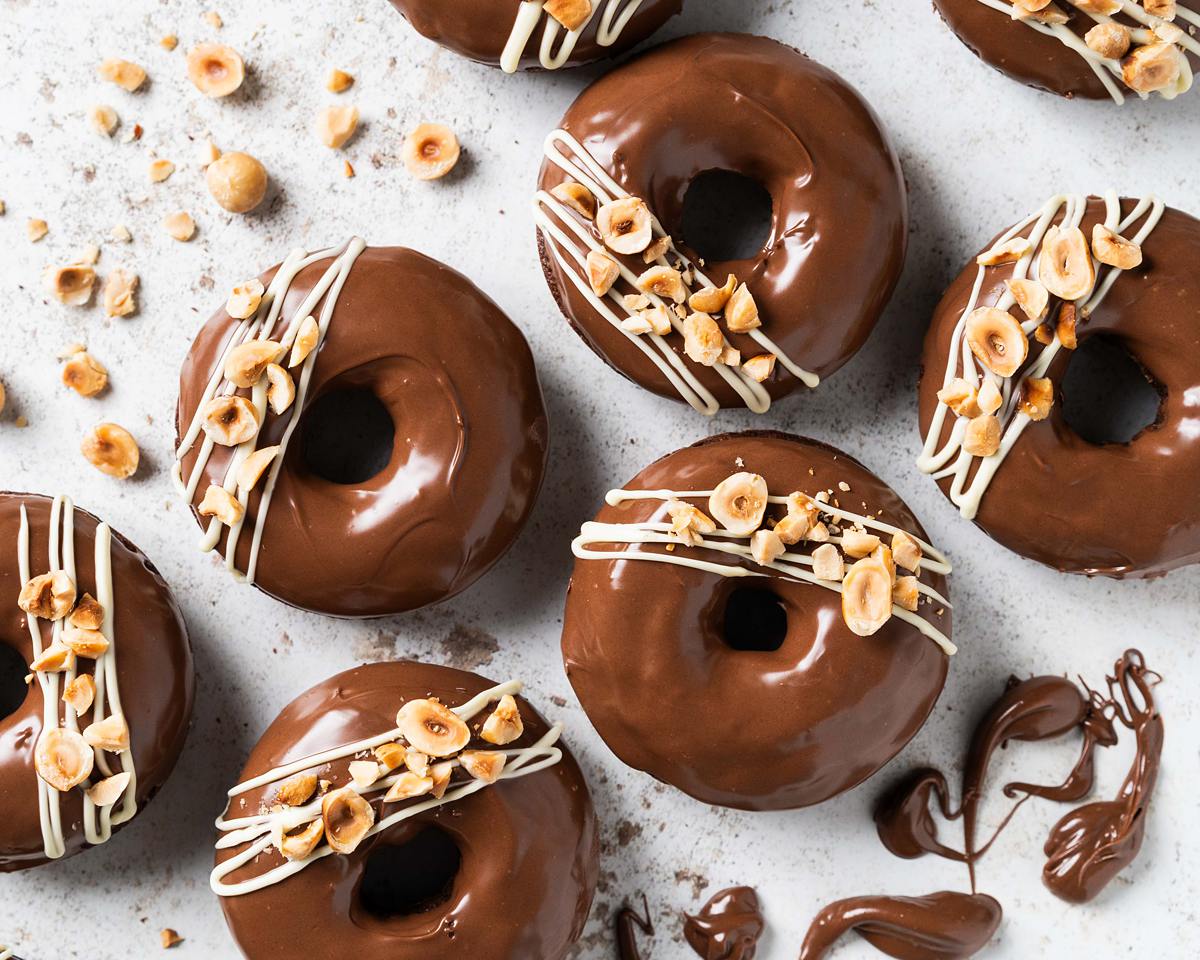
(616, 897), (653, 960)
(683, 887), (764, 960)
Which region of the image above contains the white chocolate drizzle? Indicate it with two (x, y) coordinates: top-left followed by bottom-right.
(211, 680), (564, 897)
(534, 130), (819, 416)
(917, 191), (1164, 520)
(977, 0), (1197, 104)
(0, 946), (12, 960)
(573, 487), (956, 655)
(19, 496), (136, 860)
(501, 0), (645, 73)
(171, 238), (367, 584)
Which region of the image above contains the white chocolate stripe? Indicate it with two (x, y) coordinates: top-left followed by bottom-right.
(0, 946), (12, 960)
(501, 0), (645, 73)
(211, 680), (565, 897)
(917, 191), (1164, 520)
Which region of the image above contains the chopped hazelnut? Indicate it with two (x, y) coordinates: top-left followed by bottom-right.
(429, 762), (453, 799)
(316, 105), (359, 149)
(62, 351), (108, 397)
(198, 484), (244, 526)
(741, 353), (776, 383)
(89, 104), (119, 137)
(620, 313), (654, 335)
(27, 218), (48, 242)
(640, 305), (673, 336)
(373, 742), (406, 771)
(841, 557), (894, 636)
(321, 787), (375, 854)
(937, 377), (981, 418)
(545, 0), (592, 30)
(642, 236), (671, 263)
(226, 279), (265, 319)
(725, 283), (761, 333)
(204, 10), (223, 28)
(69, 593), (105, 630)
(44, 264), (97, 306)
(811, 542), (844, 581)
(383, 771), (435, 802)
(348, 760), (381, 788)
(1085, 22), (1131, 60)
(98, 58), (147, 92)
(160, 928), (184, 950)
(289, 316), (320, 367)
(1091, 224), (1143, 270)
(187, 43), (245, 97)
(81, 423), (140, 478)
(279, 820), (324, 862)
(751, 528), (786, 566)
(667, 499), (716, 546)
(597, 197), (653, 255)
(63, 624), (110, 659)
(343, 159), (355, 178)
(30, 642), (75, 673)
(551, 181), (596, 219)
(63, 674), (96, 716)
(841, 529), (881, 558)
(460, 750), (506, 784)
(963, 414), (1002, 457)
(892, 576), (921, 613)
(265, 364), (295, 414)
(402, 123), (460, 181)
(104, 269), (139, 318)
(201, 395), (261, 446)
(636, 265), (686, 303)
(206, 152), (268, 213)
(83, 713), (130, 752)
(976, 237), (1031, 266)
(326, 68), (354, 93)
(405, 749), (430, 778)
(275, 772), (318, 807)
(224, 339), (282, 388)
(111, 224), (132, 243)
(1144, 0), (1177, 18)
(1056, 303), (1078, 350)
(1039, 226), (1095, 301)
(198, 140), (221, 167)
(481, 695), (524, 746)
(977, 379), (1003, 416)
(1006, 277), (1049, 322)
(891, 531), (923, 574)
(683, 312), (725, 367)
(18, 570), (76, 621)
(147, 158), (175, 183)
(396, 699), (471, 757)
(161, 34), (179, 51)
(163, 211), (196, 241)
(586, 250), (620, 297)
(236, 444), (280, 492)
(965, 307), (1028, 378)
(35, 728), (94, 792)
(1020, 377), (1055, 421)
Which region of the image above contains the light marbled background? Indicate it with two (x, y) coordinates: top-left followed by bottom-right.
(1, 0), (1198, 956)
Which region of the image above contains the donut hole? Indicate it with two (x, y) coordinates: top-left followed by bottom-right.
(357, 826), (462, 919)
(300, 387), (395, 484)
(679, 170), (774, 263)
(722, 586), (788, 652)
(0, 643), (29, 721)
(1061, 335), (1163, 445)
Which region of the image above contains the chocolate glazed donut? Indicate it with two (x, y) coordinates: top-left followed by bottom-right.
(387, 0), (682, 72)
(215, 662), (599, 960)
(536, 33), (907, 411)
(933, 0), (1199, 102)
(562, 432), (952, 810)
(918, 196), (1200, 577)
(0, 493), (193, 871)
(175, 245), (548, 617)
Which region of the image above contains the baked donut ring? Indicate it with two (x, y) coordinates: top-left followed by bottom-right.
(0, 493), (193, 871)
(918, 192), (1200, 577)
(534, 33), (907, 415)
(213, 662), (598, 960)
(563, 432), (953, 810)
(387, 0), (682, 72)
(174, 242), (548, 617)
(933, 0), (1199, 103)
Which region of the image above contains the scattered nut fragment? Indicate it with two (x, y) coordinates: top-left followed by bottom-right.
(1091, 224), (1143, 270)
(751, 528), (786, 566)
(667, 499), (716, 546)
(964, 307), (1028, 378)
(198, 140), (221, 167)
(316, 105), (359, 149)
(841, 556), (894, 636)
(1014, 0), (1069, 23)
(44, 264), (97, 306)
(121, 123), (144, 144)
(841, 529), (881, 558)
(1006, 277), (1049, 322)
(597, 197), (653, 255)
(237, 445), (281, 493)
(963, 414), (1002, 457)
(551, 180), (596, 219)
(198, 484), (245, 526)
(891, 531), (923, 574)
(620, 313), (654, 335)
(383, 771), (435, 802)
(480, 695), (524, 746)
(289, 316), (320, 367)
(27, 218), (48, 242)
(206, 152), (268, 213)
(88, 771), (132, 807)
(976, 237), (1031, 266)
(348, 760), (381, 788)
(937, 378), (981, 418)
(83, 713), (130, 752)
(1085, 22), (1131, 60)
(725, 283), (761, 333)
(709, 472), (768, 536)
(62, 352), (108, 398)
(89, 104), (119, 137)
(35, 728), (94, 792)
(224, 339), (282, 387)
(148, 159), (175, 183)
(187, 43), (245, 97)
(1038, 225), (1095, 301)
(1123, 42), (1183, 95)
(69, 593), (105, 630)
(276, 772), (318, 807)
(326, 68), (354, 93)
(201, 395), (261, 446)
(811, 542), (844, 581)
(460, 750), (506, 784)
(586, 250), (620, 297)
(0, 378), (6, 416)
(637, 266), (686, 303)
(321, 787), (375, 854)
(161, 34), (179, 51)
(683, 312), (725, 366)
(396, 698), (471, 757)
(638, 305), (673, 336)
(18, 571), (76, 620)
(30, 643), (74, 673)
(404, 749), (430, 778)
(1144, 0), (1177, 16)
(741, 353), (776, 383)
(63, 625), (109, 659)
(402, 123), (460, 181)
(204, 10), (224, 28)
(279, 819), (324, 861)
(104, 269), (139, 317)
(1154, 21), (1185, 43)
(1034, 321), (1054, 346)
(977, 379), (1003, 416)
(642, 236), (671, 263)
(163, 211), (196, 241)
(343, 160), (355, 178)
(892, 576), (921, 613)
(98, 58), (147, 92)
(545, 0), (593, 30)
(373, 742), (406, 772)
(689, 274), (737, 314)
(81, 423), (140, 478)
(63, 674), (97, 716)
(160, 928), (185, 950)
(227, 279), (265, 319)
(1020, 377), (1055, 421)
(1056, 302), (1078, 350)
(265, 364), (295, 414)
(429, 762), (453, 799)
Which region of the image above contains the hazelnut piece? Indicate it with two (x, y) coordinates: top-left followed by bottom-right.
(725, 283), (761, 333)
(977, 379), (1003, 416)
(964, 307), (1028, 378)
(280, 820), (325, 862)
(636, 266), (687, 304)
(321, 787), (375, 854)
(481, 695), (524, 746)
(689, 274), (737, 314)
(27, 219), (49, 242)
(1085, 23), (1131, 60)
(98, 58), (146, 92)
(103, 269), (139, 318)
(163, 211), (197, 242)
(227, 279), (265, 319)
(841, 557), (894, 637)
(545, 0), (593, 30)
(198, 484), (245, 526)
(1056, 303), (1079, 350)
(1006, 277), (1049, 322)
(551, 181), (596, 219)
(206, 152), (268, 213)
(1020, 377), (1055, 421)
(18, 571), (76, 620)
(316, 106), (359, 149)
(30, 643), (74, 673)
(402, 123), (460, 181)
(201, 395), (261, 446)
(429, 762), (454, 799)
(224, 339), (282, 388)
(69, 593), (105, 630)
(811, 542), (844, 581)
(892, 576), (921, 613)
(83, 713), (130, 752)
(348, 760), (381, 788)
(371, 742), (406, 772)
(683, 312), (725, 367)
(87, 771), (132, 807)
(289, 316), (320, 367)
(963, 414), (1002, 457)
(460, 750), (506, 784)
(751, 528), (786, 566)
(396, 698), (471, 757)
(597, 197), (653, 255)
(1122, 43), (1183, 95)
(1038, 225), (1095, 301)
(61, 352), (108, 398)
(841, 530), (882, 559)
(976, 237), (1031, 266)
(199, 141), (222, 167)
(35, 728), (94, 792)
(937, 378), (981, 418)
(891, 531), (923, 574)
(404, 749), (430, 778)
(1091, 224), (1143, 270)
(148, 159), (175, 183)
(186, 43), (245, 97)
(89, 105), (119, 137)
(587, 250), (620, 297)
(63, 624), (110, 659)
(237, 445), (280, 493)
(383, 772), (435, 802)
(708, 472), (769, 536)
(265, 364), (296, 414)
(63, 674), (96, 716)
(81, 423), (140, 478)
(667, 499), (717, 546)
(44, 264), (97, 306)
(275, 772), (318, 807)
(326, 68), (354, 93)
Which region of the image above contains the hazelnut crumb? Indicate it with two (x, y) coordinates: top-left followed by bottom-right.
(161, 928), (184, 949)
(204, 10), (223, 28)
(326, 68), (354, 93)
(316, 105), (359, 149)
(88, 104), (119, 137)
(160, 34), (179, 51)
(27, 218), (48, 242)
(43, 264), (96, 306)
(104, 268), (139, 317)
(62, 351), (108, 397)
(148, 158), (176, 183)
(187, 42), (245, 98)
(162, 211), (196, 241)
(98, 58), (147, 92)
(111, 224), (132, 243)
(198, 140), (221, 167)
(343, 159), (355, 178)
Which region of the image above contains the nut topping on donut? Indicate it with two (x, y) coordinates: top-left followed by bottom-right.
(430, 761), (454, 799)
(637, 266), (687, 303)
(689, 274), (737, 314)
(383, 771), (435, 802)
(1019, 377), (1055, 421)
(587, 250), (620, 297)
(396, 698), (472, 757)
(1038, 226), (1095, 301)
(288, 316), (320, 368)
(68, 592), (106, 630)
(545, 0), (593, 31)
(62, 674), (96, 716)
(842, 530), (881, 558)
(963, 415), (1002, 457)
(1074, 0), (1122, 14)
(279, 820), (325, 861)
(667, 500), (717, 546)
(1006, 278), (1049, 321)
(742, 354), (777, 383)
(226, 279), (265, 320)
(978, 380), (1003, 416)
(19, 570), (77, 621)
(201, 395), (262, 446)
(404, 749), (430, 777)
(87, 771), (132, 808)
(751, 529), (786, 566)
(481, 694), (525, 745)
(597, 197), (653, 255)
(977, 237), (1031, 266)
(683, 313), (726, 366)
(83, 713), (130, 753)
(198, 485), (246, 527)
(62, 624), (110, 659)
(725, 283), (762, 333)
(461, 750), (507, 784)
(1122, 43), (1183, 94)
(29, 642), (74, 673)
(643, 236), (672, 264)
(237, 445), (281, 492)
(937, 378), (982, 419)
(841, 557), (894, 637)
(225, 340), (283, 388)
(372, 742), (406, 772)
(1086, 22), (1132, 61)
(965, 307), (1029, 378)
(892, 532), (923, 574)
(321, 788), (375, 854)
(1091, 224), (1143, 270)
(348, 761), (381, 788)
(811, 542), (845, 581)
(551, 181), (596, 219)
(709, 473), (769, 536)
(892, 576), (921, 613)
(1056, 303), (1079, 349)
(275, 773), (318, 807)
(34, 728), (94, 792)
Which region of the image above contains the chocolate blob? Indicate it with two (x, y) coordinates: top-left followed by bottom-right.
(683, 886), (765, 960)
(387, 0), (682, 70)
(616, 897), (654, 960)
(0, 493), (193, 871)
(919, 198), (1200, 577)
(176, 245), (549, 617)
(537, 33), (907, 409)
(562, 432), (951, 810)
(216, 662), (599, 960)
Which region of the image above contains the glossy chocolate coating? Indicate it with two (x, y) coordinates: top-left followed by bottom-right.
(683, 886), (764, 960)
(387, 0), (682, 70)
(217, 662), (598, 960)
(919, 198), (1200, 577)
(562, 432), (951, 810)
(176, 246), (549, 617)
(933, 1), (1199, 100)
(537, 33), (908, 408)
(0, 493), (193, 871)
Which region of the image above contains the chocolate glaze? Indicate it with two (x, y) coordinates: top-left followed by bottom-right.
(798, 892), (1002, 960)
(933, 0), (1199, 100)
(919, 198), (1200, 577)
(387, 0), (682, 70)
(562, 431), (950, 810)
(616, 896), (653, 960)
(0, 493), (194, 871)
(537, 33), (907, 408)
(217, 662), (598, 960)
(176, 246), (548, 617)
(683, 886), (764, 960)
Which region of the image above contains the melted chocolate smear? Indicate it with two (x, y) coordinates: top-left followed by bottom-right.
(798, 892), (1002, 960)
(617, 895), (653, 960)
(683, 886), (765, 960)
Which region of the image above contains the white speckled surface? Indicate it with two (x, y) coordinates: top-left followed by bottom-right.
(1, 1), (1199, 957)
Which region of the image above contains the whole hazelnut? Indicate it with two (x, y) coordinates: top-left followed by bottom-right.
(186, 43), (245, 98)
(81, 423), (140, 479)
(206, 152), (268, 213)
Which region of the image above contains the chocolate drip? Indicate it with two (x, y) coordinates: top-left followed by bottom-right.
(683, 886), (764, 960)
(798, 892), (1002, 960)
(616, 897), (653, 960)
